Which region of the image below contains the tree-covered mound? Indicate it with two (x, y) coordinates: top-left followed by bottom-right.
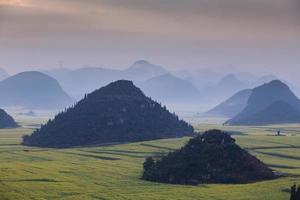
(22, 80), (194, 148)
(0, 109), (19, 128)
(142, 130), (275, 185)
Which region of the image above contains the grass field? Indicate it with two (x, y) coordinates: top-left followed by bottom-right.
(1, 119), (300, 199)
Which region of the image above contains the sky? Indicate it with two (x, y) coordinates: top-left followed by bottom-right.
(0, 0), (300, 83)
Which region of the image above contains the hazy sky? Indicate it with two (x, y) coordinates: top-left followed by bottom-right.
(0, 0), (299, 83)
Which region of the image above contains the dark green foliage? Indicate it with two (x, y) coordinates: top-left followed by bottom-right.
(226, 80), (300, 125)
(290, 184), (300, 200)
(0, 109), (18, 128)
(22, 80), (194, 148)
(142, 130), (275, 185)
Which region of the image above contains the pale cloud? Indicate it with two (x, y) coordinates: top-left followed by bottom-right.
(1, 0), (299, 44)
(0, 0), (32, 7)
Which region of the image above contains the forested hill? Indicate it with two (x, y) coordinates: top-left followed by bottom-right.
(23, 80), (194, 148)
(142, 130), (275, 185)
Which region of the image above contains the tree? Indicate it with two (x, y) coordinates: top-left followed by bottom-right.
(142, 157), (156, 181)
(143, 157), (155, 171)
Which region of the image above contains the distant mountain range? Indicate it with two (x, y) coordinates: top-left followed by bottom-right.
(41, 61), (299, 111)
(43, 60), (168, 99)
(0, 71), (74, 109)
(23, 80), (194, 148)
(225, 80), (300, 125)
(138, 73), (202, 104)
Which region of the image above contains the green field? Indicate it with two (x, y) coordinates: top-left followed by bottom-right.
(1, 119), (300, 199)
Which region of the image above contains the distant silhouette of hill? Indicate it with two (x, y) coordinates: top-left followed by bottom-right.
(142, 130), (275, 185)
(124, 60), (168, 81)
(226, 80), (300, 125)
(138, 73), (202, 104)
(0, 109), (18, 128)
(0, 71), (74, 109)
(23, 80), (194, 148)
(206, 89), (252, 117)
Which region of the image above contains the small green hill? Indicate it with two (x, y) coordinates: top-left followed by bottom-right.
(142, 130), (275, 185)
(22, 80), (194, 148)
(0, 109), (18, 128)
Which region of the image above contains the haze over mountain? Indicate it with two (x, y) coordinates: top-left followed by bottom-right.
(226, 80), (300, 125)
(44, 60), (168, 99)
(202, 74), (248, 105)
(206, 89), (252, 117)
(44, 63), (298, 111)
(0, 71), (74, 109)
(252, 75), (278, 88)
(23, 80), (194, 148)
(138, 73), (202, 104)
(173, 69), (223, 91)
(0, 68), (9, 81)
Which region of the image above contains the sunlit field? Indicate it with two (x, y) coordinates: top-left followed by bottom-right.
(1, 118), (300, 200)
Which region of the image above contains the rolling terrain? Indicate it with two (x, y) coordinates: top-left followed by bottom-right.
(0, 117), (300, 199)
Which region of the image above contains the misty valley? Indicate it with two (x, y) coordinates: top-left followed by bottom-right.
(0, 61), (299, 200)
